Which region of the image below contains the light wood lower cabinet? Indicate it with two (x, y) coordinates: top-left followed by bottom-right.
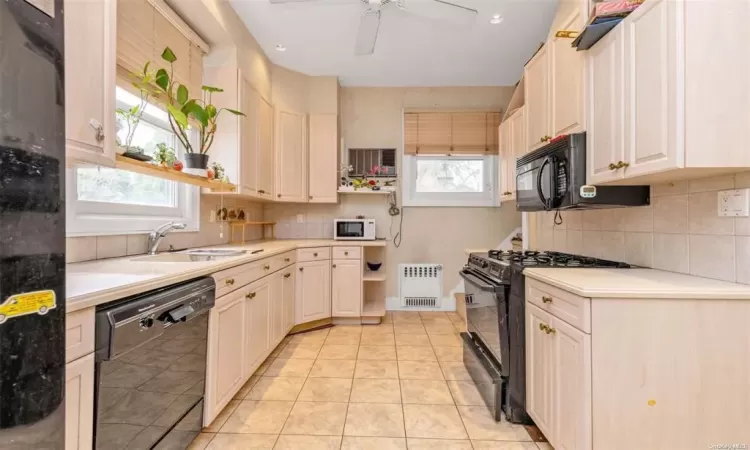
(526, 304), (554, 439)
(269, 272), (286, 346)
(65, 353), (94, 450)
(281, 269), (296, 332)
(331, 259), (362, 317)
(244, 277), (271, 376)
(295, 260), (331, 323)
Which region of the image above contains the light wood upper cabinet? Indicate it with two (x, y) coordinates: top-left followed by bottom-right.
(257, 97), (275, 199)
(524, 45), (551, 153)
(240, 78), (260, 194)
(499, 107), (525, 203)
(244, 277), (271, 376)
(282, 269), (296, 332)
(64, 0), (116, 167)
(295, 260), (331, 324)
(550, 10), (585, 138)
(587, 26), (625, 184)
(65, 353), (94, 450)
(526, 303), (554, 439)
(308, 114), (339, 203)
(499, 123), (512, 201)
(331, 259), (362, 317)
(275, 109), (308, 202)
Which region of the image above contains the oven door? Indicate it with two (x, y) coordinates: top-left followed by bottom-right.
(460, 269), (507, 373)
(335, 221), (364, 239)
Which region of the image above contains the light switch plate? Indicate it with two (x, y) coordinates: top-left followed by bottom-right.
(718, 188), (750, 217)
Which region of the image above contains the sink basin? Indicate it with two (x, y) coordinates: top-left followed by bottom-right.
(133, 249), (247, 263)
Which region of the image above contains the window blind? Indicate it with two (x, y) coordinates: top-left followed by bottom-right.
(117, 0), (206, 101)
(403, 111), (502, 155)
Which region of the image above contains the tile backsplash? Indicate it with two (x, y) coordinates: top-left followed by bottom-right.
(66, 197), (264, 263)
(534, 172), (750, 284)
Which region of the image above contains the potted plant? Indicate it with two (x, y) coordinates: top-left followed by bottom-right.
(116, 62), (158, 161)
(153, 142), (177, 168)
(153, 47), (244, 175)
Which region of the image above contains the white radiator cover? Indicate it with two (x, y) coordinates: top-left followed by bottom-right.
(398, 264), (443, 309)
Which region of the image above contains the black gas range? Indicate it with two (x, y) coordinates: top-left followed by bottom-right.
(460, 250), (630, 424)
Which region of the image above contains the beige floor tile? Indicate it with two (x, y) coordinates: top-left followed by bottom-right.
(187, 433), (214, 450)
(393, 312), (423, 324)
(297, 377), (353, 402)
(457, 406), (531, 441)
(264, 358), (315, 378)
(447, 381), (484, 406)
(433, 346), (463, 362)
(361, 326), (394, 337)
(354, 360), (400, 379)
(358, 345), (397, 360)
(534, 442), (553, 450)
(472, 441), (539, 450)
(281, 401), (348, 436)
(394, 334), (432, 347)
(324, 334), (362, 345)
(400, 380), (454, 405)
(318, 344), (359, 360)
(349, 378), (402, 403)
(360, 333), (395, 346)
(328, 325), (363, 336)
(398, 361), (445, 380)
(220, 400), (294, 434)
(234, 376), (261, 400)
(407, 438), (473, 450)
(203, 400), (240, 432)
(277, 343), (322, 359)
(396, 346), (437, 362)
(428, 334), (462, 347)
(309, 359), (356, 378)
(424, 324), (460, 335)
(289, 329), (330, 345)
(341, 436), (406, 450)
(344, 403), (405, 437)
(274, 435), (342, 449)
(420, 316), (453, 325)
(393, 324), (426, 334)
(246, 377), (306, 401)
(403, 404), (468, 439)
(205, 433), (277, 450)
(439, 361), (473, 381)
(254, 358), (274, 376)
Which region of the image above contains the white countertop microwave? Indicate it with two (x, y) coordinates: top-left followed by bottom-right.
(333, 219), (376, 240)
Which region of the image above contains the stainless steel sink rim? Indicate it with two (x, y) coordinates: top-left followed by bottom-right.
(180, 249), (248, 261)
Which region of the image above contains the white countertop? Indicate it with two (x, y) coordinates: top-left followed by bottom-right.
(523, 268), (750, 300)
(66, 239), (386, 313)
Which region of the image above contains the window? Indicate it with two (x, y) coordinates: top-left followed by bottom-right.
(66, 87), (199, 235)
(402, 155), (497, 207)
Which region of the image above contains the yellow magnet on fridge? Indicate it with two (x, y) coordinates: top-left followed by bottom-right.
(648, 399), (656, 406)
(0, 290), (56, 324)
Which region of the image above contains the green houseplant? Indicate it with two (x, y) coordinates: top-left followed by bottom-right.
(154, 47), (244, 171)
(116, 62), (158, 159)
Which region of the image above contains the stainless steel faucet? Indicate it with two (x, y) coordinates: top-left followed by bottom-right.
(147, 222), (187, 255)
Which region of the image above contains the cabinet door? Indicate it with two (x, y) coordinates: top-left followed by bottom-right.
(275, 109), (307, 202)
(258, 97), (275, 199)
(587, 26), (626, 184)
(551, 316), (592, 450)
(245, 277), (271, 375)
(64, 0), (116, 166)
(282, 269), (296, 332)
(499, 123), (512, 201)
(331, 259), (362, 317)
(269, 272), (285, 346)
(526, 303), (554, 439)
(623, 0), (681, 177)
(241, 78), (260, 194)
(550, 9), (585, 137)
(524, 45), (551, 153)
(308, 114), (339, 203)
(206, 290), (246, 423)
(295, 260), (331, 324)
(65, 353), (94, 450)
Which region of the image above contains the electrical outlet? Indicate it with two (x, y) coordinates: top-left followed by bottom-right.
(296, 214), (305, 224)
(718, 188), (750, 217)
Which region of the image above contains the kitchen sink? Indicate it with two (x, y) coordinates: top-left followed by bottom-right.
(133, 249), (248, 262)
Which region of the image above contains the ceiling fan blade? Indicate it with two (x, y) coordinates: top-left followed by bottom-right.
(397, 0), (477, 23)
(355, 8), (381, 56)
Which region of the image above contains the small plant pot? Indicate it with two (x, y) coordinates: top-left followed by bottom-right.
(367, 262), (382, 272)
(184, 153), (209, 177)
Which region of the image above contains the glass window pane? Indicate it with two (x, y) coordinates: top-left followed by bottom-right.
(76, 168), (177, 207)
(416, 159), (484, 193)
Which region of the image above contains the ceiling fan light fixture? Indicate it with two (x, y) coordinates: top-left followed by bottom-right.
(276, 44), (287, 52)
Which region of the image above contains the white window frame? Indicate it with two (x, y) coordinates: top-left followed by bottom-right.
(66, 89), (200, 236)
(402, 154), (498, 207)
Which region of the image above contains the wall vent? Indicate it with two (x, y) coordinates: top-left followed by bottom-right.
(398, 264), (443, 309)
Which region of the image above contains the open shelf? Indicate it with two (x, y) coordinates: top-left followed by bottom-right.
(115, 154), (236, 192)
(337, 188), (395, 195)
(363, 271), (386, 282)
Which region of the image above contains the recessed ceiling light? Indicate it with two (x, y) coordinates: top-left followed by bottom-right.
(490, 14), (503, 25)
(276, 44), (287, 52)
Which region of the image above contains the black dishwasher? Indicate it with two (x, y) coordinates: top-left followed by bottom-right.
(93, 277), (215, 450)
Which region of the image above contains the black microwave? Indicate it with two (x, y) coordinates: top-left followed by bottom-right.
(515, 132), (650, 212)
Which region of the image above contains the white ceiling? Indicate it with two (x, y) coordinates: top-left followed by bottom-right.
(229, 0), (559, 87)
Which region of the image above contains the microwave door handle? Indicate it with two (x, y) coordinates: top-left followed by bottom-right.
(536, 156), (552, 210)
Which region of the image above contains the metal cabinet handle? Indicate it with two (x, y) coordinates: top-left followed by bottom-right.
(538, 323), (548, 332)
(309, 195), (313, 200)
(546, 327), (556, 335)
(277, 194), (282, 198)
(344, 251), (349, 256)
(258, 189), (265, 194)
(225, 278), (235, 286)
(263, 264), (270, 270)
(299, 267), (304, 272)
(283, 273), (291, 279)
(313, 252), (318, 257)
(245, 292), (256, 299)
(284, 257), (290, 262)
(608, 163), (618, 171)
(542, 296), (553, 304)
(332, 264), (337, 268)
(620, 162), (630, 168)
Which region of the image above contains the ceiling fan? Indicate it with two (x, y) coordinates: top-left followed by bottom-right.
(268, 0), (478, 55)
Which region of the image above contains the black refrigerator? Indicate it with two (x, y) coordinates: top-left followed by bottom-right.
(0, 0), (66, 448)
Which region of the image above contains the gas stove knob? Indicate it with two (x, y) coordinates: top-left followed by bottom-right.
(139, 317), (154, 330)
(481, 260), (489, 268)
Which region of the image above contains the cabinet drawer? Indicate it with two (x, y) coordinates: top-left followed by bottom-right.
(332, 247), (361, 260)
(527, 279), (591, 333)
(66, 307), (95, 363)
(269, 251), (296, 270)
(213, 260), (266, 298)
(296, 247), (331, 262)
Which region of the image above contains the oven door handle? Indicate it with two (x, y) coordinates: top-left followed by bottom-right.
(460, 270), (497, 292)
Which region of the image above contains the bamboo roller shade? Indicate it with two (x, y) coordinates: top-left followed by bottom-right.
(404, 112), (502, 155)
